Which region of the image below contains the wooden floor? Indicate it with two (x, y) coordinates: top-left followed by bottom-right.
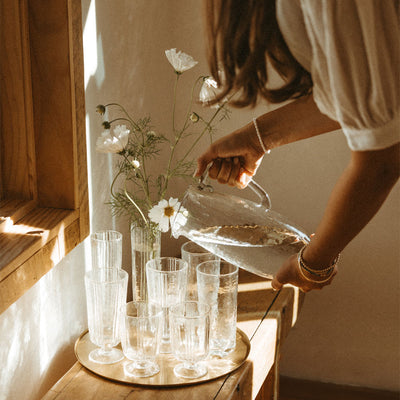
(279, 376), (400, 400)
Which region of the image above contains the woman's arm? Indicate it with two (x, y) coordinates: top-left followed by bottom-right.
(195, 94), (340, 187)
(272, 142), (400, 292)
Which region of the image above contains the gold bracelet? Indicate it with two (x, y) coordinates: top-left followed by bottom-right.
(252, 118), (271, 155)
(297, 252), (337, 284)
(298, 245), (340, 277)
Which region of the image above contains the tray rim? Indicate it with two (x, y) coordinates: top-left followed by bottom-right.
(74, 328), (251, 387)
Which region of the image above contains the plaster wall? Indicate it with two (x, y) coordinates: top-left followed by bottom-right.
(0, 1), (398, 399)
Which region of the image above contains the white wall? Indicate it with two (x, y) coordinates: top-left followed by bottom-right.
(0, 1), (398, 399)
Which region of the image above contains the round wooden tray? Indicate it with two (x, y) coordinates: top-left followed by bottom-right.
(75, 328), (250, 387)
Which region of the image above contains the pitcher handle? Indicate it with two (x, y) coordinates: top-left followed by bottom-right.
(248, 179), (271, 209)
(199, 167), (271, 209)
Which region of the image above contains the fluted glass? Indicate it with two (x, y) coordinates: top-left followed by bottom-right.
(170, 301), (210, 379)
(121, 301), (162, 378)
(146, 257), (188, 354)
(91, 230), (122, 269)
(181, 241), (219, 300)
(197, 260), (238, 358)
(85, 268), (128, 364)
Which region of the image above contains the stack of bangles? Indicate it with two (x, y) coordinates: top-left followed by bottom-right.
(297, 245), (340, 283)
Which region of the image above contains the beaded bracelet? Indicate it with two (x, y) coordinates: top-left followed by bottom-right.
(297, 245), (339, 283)
(252, 118), (271, 155)
(296, 254), (336, 284)
(298, 245), (339, 276)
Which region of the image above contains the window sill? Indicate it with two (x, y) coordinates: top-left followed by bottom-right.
(0, 206), (82, 314)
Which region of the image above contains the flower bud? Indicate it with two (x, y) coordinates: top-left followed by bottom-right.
(131, 159), (140, 169)
(190, 112), (200, 123)
(96, 104), (106, 115)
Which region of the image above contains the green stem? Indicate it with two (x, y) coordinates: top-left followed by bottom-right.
(107, 117), (132, 126)
(120, 153), (151, 208)
(105, 103), (140, 130)
(123, 179), (149, 227)
(181, 76), (204, 131)
(161, 74), (181, 198)
(140, 134), (151, 205)
(180, 100), (229, 165)
(110, 167), (123, 199)
(160, 76), (206, 198)
(172, 75), (180, 135)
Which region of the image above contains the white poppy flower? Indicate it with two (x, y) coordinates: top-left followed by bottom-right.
(96, 124), (130, 153)
(165, 48), (198, 74)
(199, 77), (219, 104)
(148, 197), (187, 233)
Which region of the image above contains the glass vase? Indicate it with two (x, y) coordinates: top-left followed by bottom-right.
(131, 222), (161, 301)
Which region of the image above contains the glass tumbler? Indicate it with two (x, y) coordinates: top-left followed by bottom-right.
(169, 301), (210, 379)
(197, 260), (239, 358)
(85, 268), (128, 364)
(181, 241), (220, 300)
(146, 257), (188, 353)
(121, 301), (162, 378)
(91, 230), (123, 269)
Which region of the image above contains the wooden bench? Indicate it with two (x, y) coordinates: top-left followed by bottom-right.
(42, 271), (304, 399)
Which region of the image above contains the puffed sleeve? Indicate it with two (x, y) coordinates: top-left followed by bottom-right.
(300, 0), (400, 151)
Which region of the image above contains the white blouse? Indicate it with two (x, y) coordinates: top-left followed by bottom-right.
(276, 0), (400, 151)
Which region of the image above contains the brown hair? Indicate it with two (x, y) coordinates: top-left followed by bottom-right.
(204, 0), (312, 107)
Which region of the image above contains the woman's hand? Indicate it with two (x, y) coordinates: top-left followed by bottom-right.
(195, 124), (265, 188)
(271, 254), (338, 293)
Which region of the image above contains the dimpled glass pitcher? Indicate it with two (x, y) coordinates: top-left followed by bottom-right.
(171, 178), (309, 279)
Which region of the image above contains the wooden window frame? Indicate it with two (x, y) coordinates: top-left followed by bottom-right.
(0, 0), (89, 314)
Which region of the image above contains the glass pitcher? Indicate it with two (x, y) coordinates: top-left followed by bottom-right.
(171, 177), (309, 279)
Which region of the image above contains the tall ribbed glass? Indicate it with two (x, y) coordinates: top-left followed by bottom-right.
(91, 230), (123, 269)
(181, 241), (220, 300)
(197, 260), (238, 358)
(146, 257), (188, 354)
(85, 268), (128, 364)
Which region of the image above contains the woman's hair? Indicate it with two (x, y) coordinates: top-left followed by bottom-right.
(203, 0), (313, 107)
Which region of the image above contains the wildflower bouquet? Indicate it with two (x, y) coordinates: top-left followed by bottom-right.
(96, 49), (229, 234)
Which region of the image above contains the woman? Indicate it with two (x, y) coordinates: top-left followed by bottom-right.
(195, 0), (400, 292)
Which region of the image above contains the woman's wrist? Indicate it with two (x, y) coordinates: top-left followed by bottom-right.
(297, 244), (339, 283)
(301, 241), (340, 271)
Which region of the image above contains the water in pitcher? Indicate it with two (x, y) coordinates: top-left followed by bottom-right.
(172, 181), (310, 279)
(185, 224), (308, 279)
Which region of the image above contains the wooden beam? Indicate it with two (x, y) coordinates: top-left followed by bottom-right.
(0, 208), (80, 313)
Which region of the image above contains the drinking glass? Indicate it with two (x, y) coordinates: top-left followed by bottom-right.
(169, 301), (210, 379)
(85, 268), (128, 364)
(181, 241), (219, 300)
(146, 257), (188, 353)
(120, 301), (162, 378)
(197, 260), (238, 358)
(91, 230), (123, 269)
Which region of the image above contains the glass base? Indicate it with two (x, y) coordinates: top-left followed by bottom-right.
(124, 361), (160, 378)
(209, 340), (236, 358)
(173, 362), (208, 379)
(88, 348), (124, 364)
(209, 347), (235, 359)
